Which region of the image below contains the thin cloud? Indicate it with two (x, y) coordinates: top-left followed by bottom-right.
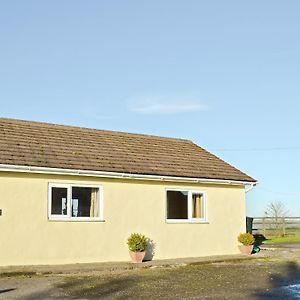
(129, 95), (209, 115)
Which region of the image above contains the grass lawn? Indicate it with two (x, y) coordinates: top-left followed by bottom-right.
(264, 236), (300, 244)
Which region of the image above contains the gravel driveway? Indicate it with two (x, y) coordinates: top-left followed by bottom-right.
(1, 248), (300, 299)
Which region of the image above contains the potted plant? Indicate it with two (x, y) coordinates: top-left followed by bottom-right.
(237, 233), (255, 254)
(127, 233), (147, 263)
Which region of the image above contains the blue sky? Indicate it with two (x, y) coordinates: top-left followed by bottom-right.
(1, 1), (300, 216)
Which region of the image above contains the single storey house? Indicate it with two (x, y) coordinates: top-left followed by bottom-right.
(0, 118), (256, 266)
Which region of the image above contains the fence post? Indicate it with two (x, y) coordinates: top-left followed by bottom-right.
(282, 218), (286, 236)
(262, 217), (266, 237)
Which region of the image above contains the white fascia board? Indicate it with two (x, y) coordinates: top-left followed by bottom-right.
(0, 163), (256, 186)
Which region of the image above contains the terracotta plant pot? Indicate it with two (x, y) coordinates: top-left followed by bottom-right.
(238, 245), (254, 255)
(129, 251), (145, 263)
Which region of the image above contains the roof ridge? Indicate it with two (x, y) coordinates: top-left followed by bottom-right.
(0, 117), (190, 143)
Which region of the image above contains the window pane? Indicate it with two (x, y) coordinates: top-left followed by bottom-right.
(192, 193), (203, 218)
(72, 187), (99, 218)
(51, 187), (68, 215)
(167, 191), (188, 219)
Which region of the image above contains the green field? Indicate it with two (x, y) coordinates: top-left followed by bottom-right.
(263, 236), (300, 244)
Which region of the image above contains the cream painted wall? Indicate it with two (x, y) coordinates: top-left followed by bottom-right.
(0, 172), (246, 266)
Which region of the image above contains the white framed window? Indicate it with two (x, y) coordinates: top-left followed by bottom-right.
(166, 189), (207, 223)
(48, 183), (104, 221)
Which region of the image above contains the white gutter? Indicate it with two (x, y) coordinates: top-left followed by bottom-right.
(245, 182), (257, 193)
(0, 163), (256, 186)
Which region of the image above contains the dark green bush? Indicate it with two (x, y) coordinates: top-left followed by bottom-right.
(127, 233), (147, 252)
(238, 233), (255, 246)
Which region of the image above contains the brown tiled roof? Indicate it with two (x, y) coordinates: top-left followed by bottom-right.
(0, 118), (255, 182)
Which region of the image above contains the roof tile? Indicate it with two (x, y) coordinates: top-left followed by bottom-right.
(0, 118), (255, 182)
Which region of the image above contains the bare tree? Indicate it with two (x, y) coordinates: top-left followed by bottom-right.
(264, 201), (288, 236)
(265, 201), (288, 219)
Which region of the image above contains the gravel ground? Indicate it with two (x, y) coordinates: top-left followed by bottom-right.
(1, 248), (300, 299)
(0, 276), (66, 300)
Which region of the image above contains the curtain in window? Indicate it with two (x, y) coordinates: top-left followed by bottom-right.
(192, 194), (202, 218)
(90, 189), (99, 217)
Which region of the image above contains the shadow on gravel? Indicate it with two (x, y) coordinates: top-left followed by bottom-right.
(59, 275), (141, 298)
(254, 261), (300, 299)
(0, 288), (16, 294)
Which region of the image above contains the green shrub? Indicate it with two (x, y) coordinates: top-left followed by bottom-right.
(238, 233), (255, 246)
(127, 233), (147, 252)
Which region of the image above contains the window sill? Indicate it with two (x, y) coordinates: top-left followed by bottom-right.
(48, 218), (105, 222)
(166, 219), (209, 224)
